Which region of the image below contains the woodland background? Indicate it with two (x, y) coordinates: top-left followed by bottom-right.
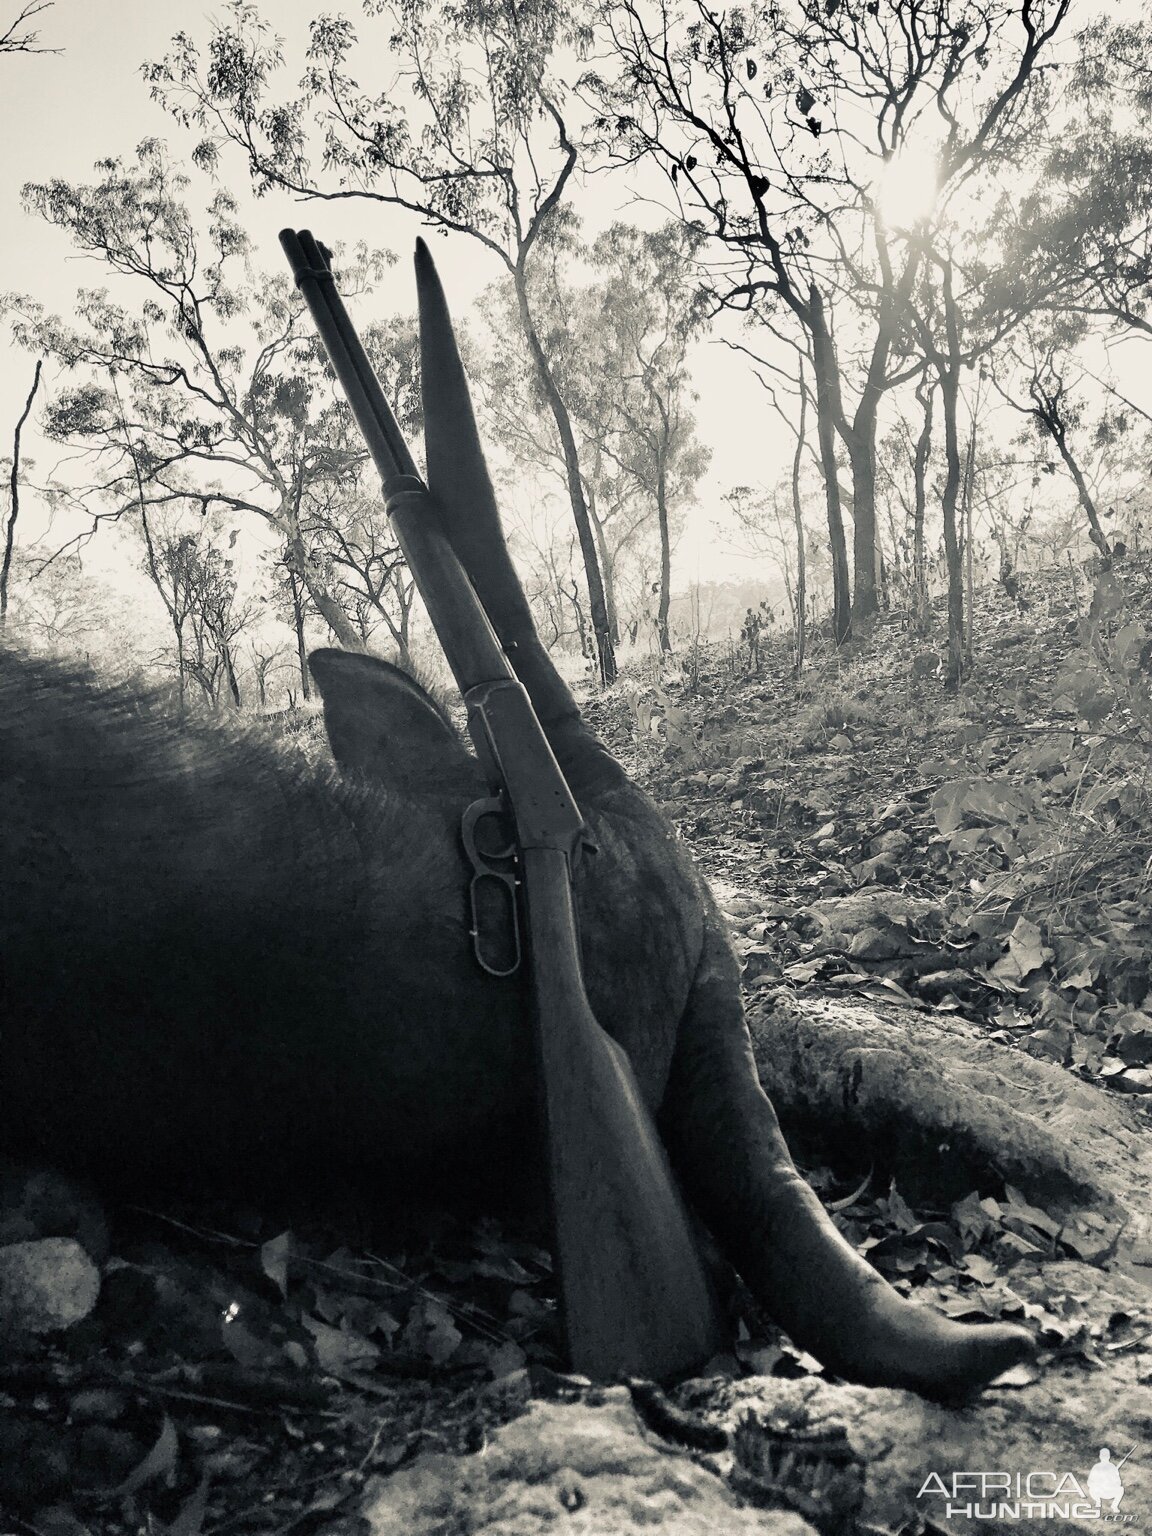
(1, 0), (1149, 709)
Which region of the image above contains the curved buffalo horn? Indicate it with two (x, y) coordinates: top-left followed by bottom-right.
(415, 238), (581, 735)
(413, 235), (1038, 1396)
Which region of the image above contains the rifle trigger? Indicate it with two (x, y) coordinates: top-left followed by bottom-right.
(461, 796), (521, 978)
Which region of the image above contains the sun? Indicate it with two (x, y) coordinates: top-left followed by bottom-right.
(874, 143), (940, 230)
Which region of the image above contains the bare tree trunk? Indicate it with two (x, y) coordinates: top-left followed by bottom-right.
(962, 415), (977, 667)
(389, 569), (416, 668)
(561, 578), (592, 660)
(848, 434), (880, 627)
(515, 275), (617, 684)
(1063, 447), (1109, 557)
(808, 304), (852, 644)
(939, 266), (965, 691)
(792, 380), (808, 675)
(286, 529), (364, 653)
(585, 482), (620, 644)
(845, 240), (923, 630)
(288, 567), (311, 702)
(136, 483), (188, 714)
(191, 666), (218, 708)
(655, 415), (673, 655)
(1, 359), (43, 626)
(222, 644), (242, 708)
(912, 372), (934, 633)
(1030, 385), (1110, 558)
(111, 372), (197, 710)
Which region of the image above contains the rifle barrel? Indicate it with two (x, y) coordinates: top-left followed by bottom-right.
(280, 228), (509, 695)
(280, 230), (419, 485)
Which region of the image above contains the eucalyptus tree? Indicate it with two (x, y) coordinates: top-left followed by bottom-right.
(479, 266), (646, 649)
(1, 547), (139, 663)
(9, 140), (413, 664)
(146, 0), (620, 682)
(475, 218), (710, 651)
(905, 253), (969, 684)
(989, 304), (1142, 565)
(585, 222), (711, 653)
(995, 14), (1152, 345)
(875, 368), (936, 628)
(0, 1), (55, 56)
(1009, 353), (1110, 560)
(983, 12), (1152, 566)
(141, 516), (253, 708)
(0, 358), (42, 625)
(589, 0), (1070, 640)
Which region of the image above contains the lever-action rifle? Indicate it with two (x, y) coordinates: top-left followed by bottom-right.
(280, 228), (725, 1381)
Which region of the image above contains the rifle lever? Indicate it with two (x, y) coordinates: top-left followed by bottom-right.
(461, 796), (521, 978)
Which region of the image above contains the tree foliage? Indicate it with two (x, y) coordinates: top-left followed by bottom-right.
(588, 0), (1070, 645)
(145, 0), (622, 682)
(476, 217), (710, 651)
(8, 140), (419, 678)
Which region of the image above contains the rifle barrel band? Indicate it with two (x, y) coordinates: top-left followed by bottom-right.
(291, 265), (336, 288)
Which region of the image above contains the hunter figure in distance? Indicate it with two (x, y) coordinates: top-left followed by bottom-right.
(0, 234), (1035, 1398)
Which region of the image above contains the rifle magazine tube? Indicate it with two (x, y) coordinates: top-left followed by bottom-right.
(384, 481), (510, 694)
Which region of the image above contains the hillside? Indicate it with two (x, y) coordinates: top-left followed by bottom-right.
(4, 557), (1152, 1531)
(592, 550), (1152, 1106)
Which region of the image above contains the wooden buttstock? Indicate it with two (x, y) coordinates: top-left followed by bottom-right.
(521, 845), (727, 1381)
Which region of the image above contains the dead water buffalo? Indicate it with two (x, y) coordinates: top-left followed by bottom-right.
(0, 641), (1034, 1397)
(0, 249), (1034, 1399)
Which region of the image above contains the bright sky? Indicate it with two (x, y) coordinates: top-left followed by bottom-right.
(0, 0), (795, 597)
(0, 0), (509, 322)
(0, 0), (1145, 613)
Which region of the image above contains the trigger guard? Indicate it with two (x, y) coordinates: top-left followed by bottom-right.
(461, 795), (516, 864)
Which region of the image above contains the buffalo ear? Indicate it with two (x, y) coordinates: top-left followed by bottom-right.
(308, 649), (478, 788)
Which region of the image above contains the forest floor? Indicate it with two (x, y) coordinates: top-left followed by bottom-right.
(5, 554), (1152, 1534)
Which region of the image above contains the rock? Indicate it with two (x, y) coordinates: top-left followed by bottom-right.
(917, 968), (992, 1005)
(796, 892), (943, 952)
(0, 1237), (100, 1338)
(874, 801), (915, 827)
(708, 881), (763, 921)
(846, 920), (912, 959)
(744, 785), (781, 818)
(872, 829), (913, 856)
(69, 1388), (129, 1424)
(0, 1165), (108, 1260)
(849, 854), (899, 887)
(356, 1389), (815, 1535)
